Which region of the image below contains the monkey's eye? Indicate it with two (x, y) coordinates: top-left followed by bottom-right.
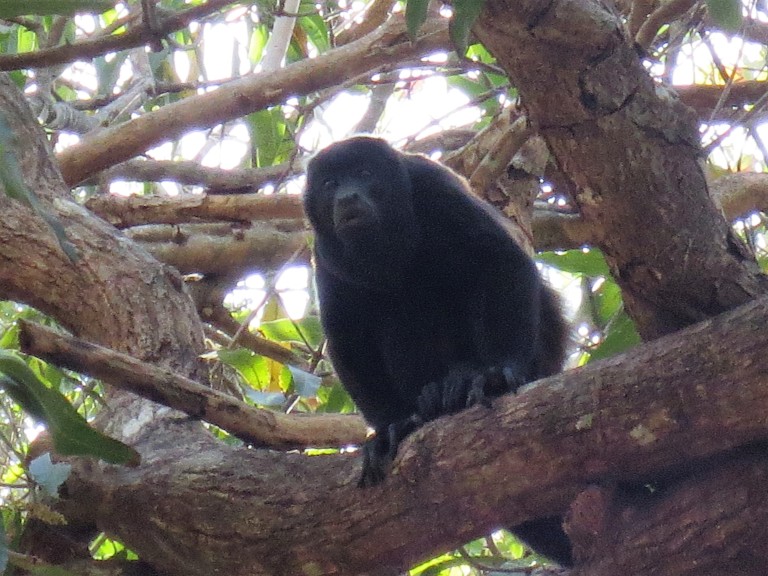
(321, 178), (337, 191)
(358, 169), (372, 178)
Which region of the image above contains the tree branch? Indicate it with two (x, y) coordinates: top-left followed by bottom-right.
(58, 292), (768, 575)
(475, 0), (768, 338)
(57, 14), (450, 185)
(18, 321), (367, 449)
(86, 193), (305, 228)
(123, 220), (308, 276)
(0, 0), (242, 72)
(91, 158), (291, 193)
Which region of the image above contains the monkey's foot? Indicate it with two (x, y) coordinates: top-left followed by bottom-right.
(358, 416), (422, 487)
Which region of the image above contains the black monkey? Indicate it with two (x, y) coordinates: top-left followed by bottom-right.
(304, 136), (572, 566)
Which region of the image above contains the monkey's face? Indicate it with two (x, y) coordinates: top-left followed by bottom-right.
(304, 137), (420, 261)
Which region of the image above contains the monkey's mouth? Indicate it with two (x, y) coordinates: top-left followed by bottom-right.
(334, 208), (370, 231)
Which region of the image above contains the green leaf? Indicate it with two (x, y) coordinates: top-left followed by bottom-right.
(216, 348), (269, 388)
(25, 565), (79, 576)
(592, 278), (623, 325)
(28, 453), (72, 498)
(448, 0), (486, 54)
(538, 248), (610, 276)
(246, 108), (295, 168)
(317, 381), (356, 414)
(0, 0), (114, 17)
(0, 352), (140, 466)
(299, 13), (330, 53)
(705, 0), (742, 32)
(406, 0), (431, 40)
(260, 316), (323, 346)
(588, 311), (640, 361)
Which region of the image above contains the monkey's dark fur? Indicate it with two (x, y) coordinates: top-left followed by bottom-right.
(304, 136), (572, 566)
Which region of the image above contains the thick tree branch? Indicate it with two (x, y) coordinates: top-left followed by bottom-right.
(709, 171), (768, 218)
(86, 193), (304, 228)
(58, 292), (768, 575)
(675, 80), (768, 120)
(0, 75), (207, 382)
(474, 0), (768, 339)
(335, 0), (396, 45)
(123, 221), (308, 276)
(634, 0), (697, 49)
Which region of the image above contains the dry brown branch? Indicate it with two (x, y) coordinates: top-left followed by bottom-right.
(634, 0), (697, 49)
(0, 0), (241, 71)
(200, 301), (313, 370)
(124, 220), (308, 276)
(19, 321), (367, 449)
(709, 171), (768, 217)
(468, 115), (533, 195)
(85, 169), (768, 255)
(627, 0), (658, 38)
(86, 193), (305, 228)
(57, 15), (450, 185)
(675, 80), (768, 119)
(336, 0), (396, 44)
(94, 159), (291, 192)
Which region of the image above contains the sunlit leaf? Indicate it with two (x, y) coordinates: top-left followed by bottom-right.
(260, 317), (323, 346)
(588, 311), (640, 361)
(216, 348), (269, 388)
(246, 108), (295, 168)
(299, 14), (330, 53)
(316, 381), (356, 414)
(593, 278), (623, 325)
(538, 248), (610, 276)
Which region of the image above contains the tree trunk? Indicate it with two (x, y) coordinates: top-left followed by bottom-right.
(3, 0), (768, 570)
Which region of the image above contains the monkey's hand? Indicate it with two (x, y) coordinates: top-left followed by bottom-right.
(465, 365), (526, 408)
(359, 415), (423, 488)
(416, 365), (526, 423)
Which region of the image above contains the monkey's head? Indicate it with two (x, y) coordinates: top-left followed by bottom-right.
(304, 137), (421, 270)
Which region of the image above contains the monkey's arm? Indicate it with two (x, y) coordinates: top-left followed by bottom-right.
(415, 243), (544, 420)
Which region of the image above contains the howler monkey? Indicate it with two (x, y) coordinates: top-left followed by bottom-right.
(304, 136), (572, 566)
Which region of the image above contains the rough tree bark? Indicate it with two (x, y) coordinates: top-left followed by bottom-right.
(2, 0), (768, 573)
(475, 0), (767, 338)
(472, 0), (768, 573)
(9, 183), (768, 576)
